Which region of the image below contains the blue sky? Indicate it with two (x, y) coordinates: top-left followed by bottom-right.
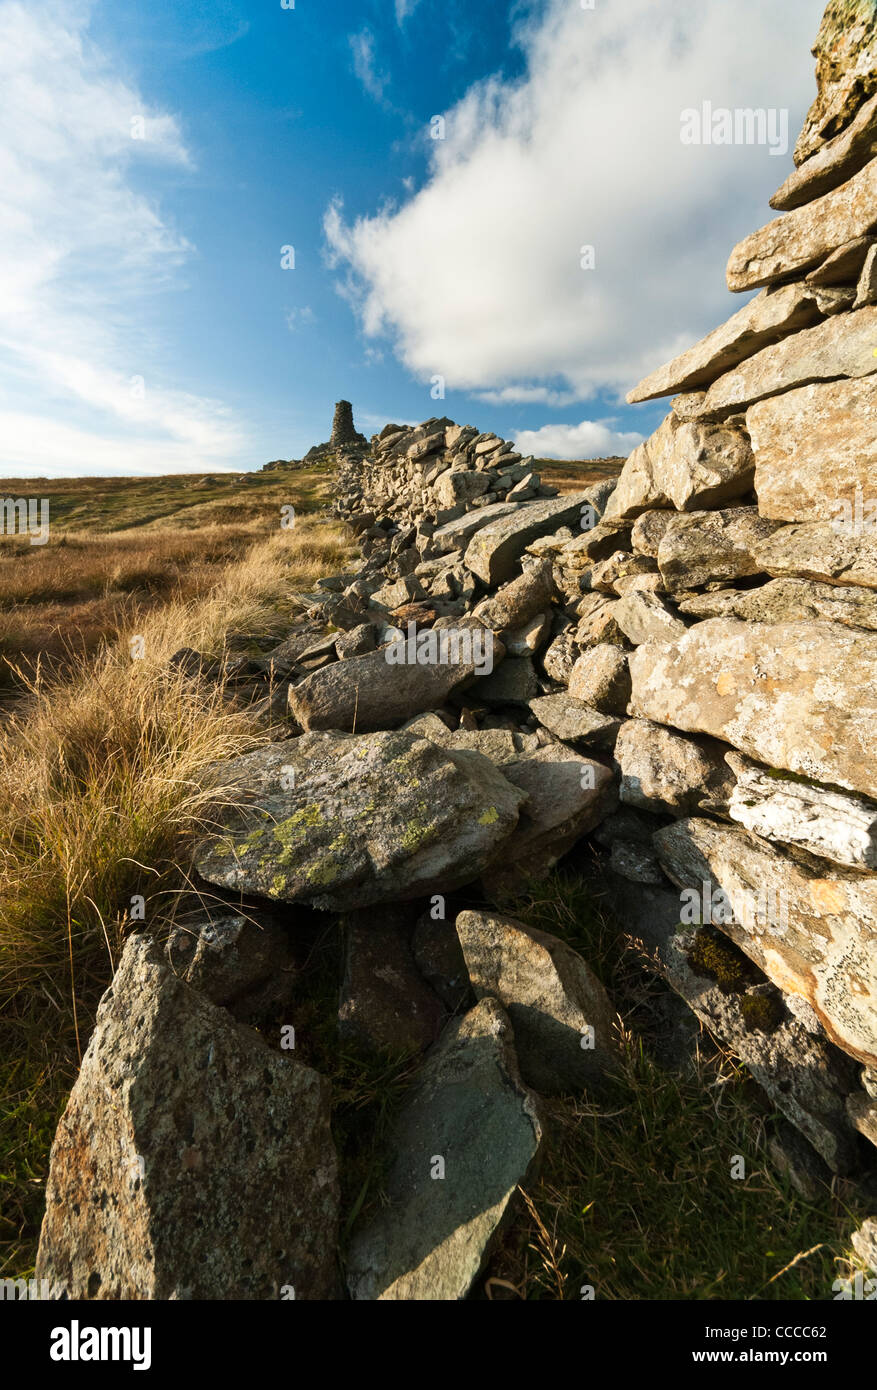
(0, 0), (826, 475)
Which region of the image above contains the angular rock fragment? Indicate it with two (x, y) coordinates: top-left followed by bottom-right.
(753, 521), (877, 590)
(455, 910), (617, 1094)
(727, 752), (877, 870)
(614, 719), (735, 818)
(529, 693), (623, 749)
(773, 93), (877, 209)
(346, 998), (543, 1300)
(656, 508), (779, 592)
(794, 1), (877, 165)
(613, 589), (689, 642)
(465, 493), (595, 586)
(676, 577), (877, 630)
(567, 644), (631, 713)
(36, 936), (340, 1299)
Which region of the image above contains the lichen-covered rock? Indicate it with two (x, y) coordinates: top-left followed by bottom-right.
(471, 560), (556, 633)
(36, 936), (339, 1299)
(614, 719), (735, 818)
(794, 0), (877, 165)
(726, 154), (877, 291)
(529, 693), (623, 749)
(775, 91), (877, 209)
(613, 589), (689, 643)
(346, 998), (543, 1300)
(567, 644), (631, 713)
(195, 730), (526, 911)
(465, 493), (594, 586)
(165, 908), (298, 1013)
(676, 577), (877, 630)
(694, 306), (877, 419)
(630, 617), (877, 798)
(753, 520), (877, 590)
(727, 752), (877, 869)
(455, 910), (618, 1094)
(653, 817), (877, 1070)
(656, 509), (780, 592)
(604, 414), (754, 519)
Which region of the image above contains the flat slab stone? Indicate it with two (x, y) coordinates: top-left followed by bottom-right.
(677, 577), (877, 630)
(727, 751), (877, 870)
(431, 501), (523, 556)
(748, 375), (877, 522)
(726, 155), (877, 292)
(654, 817), (877, 1072)
(36, 936), (339, 1299)
(195, 730), (526, 911)
(656, 508), (780, 592)
(629, 616), (877, 798)
(627, 283), (822, 403)
(773, 92), (877, 210)
(465, 493), (594, 586)
(346, 998), (543, 1300)
(694, 305), (877, 418)
(753, 521), (877, 590)
(529, 693), (623, 749)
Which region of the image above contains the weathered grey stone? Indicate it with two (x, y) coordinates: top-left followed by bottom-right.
(36, 936), (339, 1299)
(631, 509), (675, 558)
(540, 629), (580, 684)
(677, 577), (877, 630)
(656, 508), (780, 591)
(794, 1), (877, 166)
(466, 493), (594, 586)
(855, 240), (877, 304)
(613, 589), (689, 642)
(195, 730), (526, 911)
(472, 560), (556, 633)
(604, 414), (754, 519)
(614, 719), (735, 818)
(346, 998), (542, 1300)
(431, 501), (524, 556)
(335, 623), (377, 660)
(846, 1090), (877, 1148)
(455, 910), (618, 1094)
(727, 752), (877, 870)
(434, 469), (489, 510)
(627, 283), (823, 402)
(529, 693), (623, 749)
(748, 376), (877, 523)
(753, 521), (877, 590)
(767, 1120), (833, 1200)
(774, 92), (877, 209)
(630, 617), (877, 798)
(567, 645), (631, 713)
(486, 744), (617, 884)
(726, 155), (877, 292)
(609, 839), (666, 884)
(653, 817), (877, 1070)
(288, 626), (502, 733)
(589, 551), (659, 594)
(339, 910), (444, 1053)
(695, 306), (877, 418)
(813, 283), (858, 314)
(503, 610), (553, 656)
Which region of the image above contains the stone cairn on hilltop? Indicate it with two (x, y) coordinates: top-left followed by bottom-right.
(260, 400), (369, 471)
(35, 1), (877, 1301)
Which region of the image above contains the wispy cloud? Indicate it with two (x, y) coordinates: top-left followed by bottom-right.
(0, 0), (248, 475)
(395, 0), (422, 24)
(349, 27), (390, 105)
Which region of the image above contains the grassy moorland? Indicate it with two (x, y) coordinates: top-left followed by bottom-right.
(0, 456), (867, 1298)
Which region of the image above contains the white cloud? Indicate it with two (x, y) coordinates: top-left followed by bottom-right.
(476, 386), (581, 407)
(325, 0), (825, 403)
(395, 0), (421, 24)
(0, 0), (248, 476)
(514, 419), (643, 461)
(285, 306), (316, 332)
(350, 28), (389, 104)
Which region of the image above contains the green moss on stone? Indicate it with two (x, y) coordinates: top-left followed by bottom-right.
(740, 992), (784, 1034)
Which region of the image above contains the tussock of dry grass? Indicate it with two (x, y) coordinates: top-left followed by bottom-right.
(0, 513), (354, 1275)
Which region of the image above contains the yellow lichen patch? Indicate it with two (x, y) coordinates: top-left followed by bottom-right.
(809, 880), (847, 914)
(715, 672), (735, 697)
(478, 806), (500, 825)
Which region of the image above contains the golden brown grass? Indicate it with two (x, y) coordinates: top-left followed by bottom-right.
(0, 510), (355, 1276)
